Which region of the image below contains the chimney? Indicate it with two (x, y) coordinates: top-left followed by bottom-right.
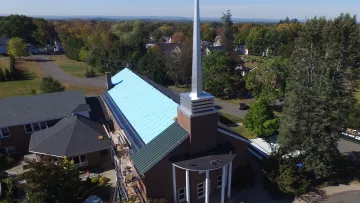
(105, 72), (113, 90)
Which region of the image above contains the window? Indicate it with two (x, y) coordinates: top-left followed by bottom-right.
(0, 147), (16, 155)
(0, 127), (10, 138)
(178, 188), (185, 202)
(217, 175), (222, 188)
(71, 154), (88, 167)
(6, 146), (16, 155)
(197, 182), (205, 199)
(24, 121), (48, 134)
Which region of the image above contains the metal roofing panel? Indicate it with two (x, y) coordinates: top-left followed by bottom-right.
(108, 68), (178, 144)
(131, 122), (189, 175)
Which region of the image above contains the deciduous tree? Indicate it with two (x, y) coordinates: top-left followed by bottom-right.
(7, 37), (28, 59)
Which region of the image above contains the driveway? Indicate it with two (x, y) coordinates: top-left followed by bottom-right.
(215, 100), (249, 119)
(34, 55), (106, 88)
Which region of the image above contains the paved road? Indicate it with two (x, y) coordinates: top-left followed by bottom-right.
(215, 100), (249, 119)
(325, 191), (360, 203)
(35, 55), (106, 88)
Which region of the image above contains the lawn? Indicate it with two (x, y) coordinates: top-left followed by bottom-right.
(0, 57), (10, 71)
(168, 85), (190, 93)
(220, 112), (258, 139)
(0, 57), (106, 98)
(50, 55), (98, 78)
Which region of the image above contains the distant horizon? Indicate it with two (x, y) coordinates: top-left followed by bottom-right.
(1, 0), (359, 20)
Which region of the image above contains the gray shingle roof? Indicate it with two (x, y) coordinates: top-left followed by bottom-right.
(72, 104), (91, 113)
(131, 122), (189, 175)
(29, 115), (110, 157)
(0, 91), (86, 128)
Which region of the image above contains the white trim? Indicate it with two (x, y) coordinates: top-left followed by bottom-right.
(221, 166), (226, 203)
(205, 171), (210, 203)
(227, 162), (232, 199)
(217, 128), (251, 144)
(178, 187), (186, 203)
(29, 151), (64, 158)
(186, 170), (190, 203)
(173, 162), (230, 172)
(172, 164), (178, 203)
(247, 148), (265, 160)
(0, 127), (10, 138)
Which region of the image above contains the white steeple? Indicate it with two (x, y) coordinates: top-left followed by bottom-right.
(178, 0), (216, 116)
(191, 0), (202, 97)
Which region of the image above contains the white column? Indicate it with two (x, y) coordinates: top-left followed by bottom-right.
(205, 171), (210, 203)
(221, 166), (226, 203)
(227, 162), (232, 199)
(186, 170), (190, 203)
(172, 165), (177, 203)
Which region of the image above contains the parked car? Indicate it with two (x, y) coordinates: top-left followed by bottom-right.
(239, 103), (248, 110)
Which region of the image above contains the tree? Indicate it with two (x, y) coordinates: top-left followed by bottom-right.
(19, 158), (85, 203)
(40, 76), (65, 93)
(202, 51), (236, 98)
(0, 68), (5, 82)
(9, 55), (16, 80)
(136, 48), (168, 85)
(7, 37), (28, 59)
(221, 10), (234, 51)
(0, 15), (37, 43)
(244, 98), (279, 137)
(171, 32), (184, 43)
(4, 68), (11, 81)
(245, 57), (288, 101)
(278, 14), (360, 179)
(32, 18), (57, 46)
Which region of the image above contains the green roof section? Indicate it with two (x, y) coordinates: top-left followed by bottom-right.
(131, 122), (189, 175)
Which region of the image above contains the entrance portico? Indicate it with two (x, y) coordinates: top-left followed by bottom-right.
(171, 153), (235, 203)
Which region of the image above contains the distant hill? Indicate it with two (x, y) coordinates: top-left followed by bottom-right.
(0, 14), (285, 23)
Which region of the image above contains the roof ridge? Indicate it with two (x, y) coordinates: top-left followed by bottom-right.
(64, 116), (81, 156)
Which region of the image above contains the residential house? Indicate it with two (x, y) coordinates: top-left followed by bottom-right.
(0, 38), (9, 55)
(206, 46), (227, 56)
(162, 36), (172, 44)
(234, 44), (248, 55)
(0, 91), (112, 169)
(100, 1), (264, 202)
(154, 43), (183, 57)
(54, 39), (64, 53)
(214, 35), (223, 46)
(29, 113), (111, 169)
(27, 44), (39, 54)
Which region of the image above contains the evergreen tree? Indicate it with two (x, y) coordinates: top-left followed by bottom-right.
(278, 14), (360, 179)
(221, 10), (234, 51)
(40, 76), (65, 93)
(0, 68), (5, 82)
(9, 55), (15, 80)
(4, 68), (10, 81)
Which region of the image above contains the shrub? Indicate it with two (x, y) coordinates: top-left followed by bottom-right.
(91, 176), (99, 184)
(85, 68), (96, 78)
(0, 68), (5, 82)
(0, 153), (14, 170)
(40, 76), (65, 93)
(99, 176), (110, 186)
(4, 68), (11, 81)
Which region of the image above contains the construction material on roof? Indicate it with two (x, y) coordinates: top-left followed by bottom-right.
(108, 68), (178, 144)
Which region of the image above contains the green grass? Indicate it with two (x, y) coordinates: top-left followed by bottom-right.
(220, 113), (258, 139)
(217, 98), (255, 107)
(168, 85), (190, 93)
(50, 55), (98, 78)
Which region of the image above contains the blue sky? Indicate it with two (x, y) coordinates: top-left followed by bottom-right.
(1, 0), (360, 19)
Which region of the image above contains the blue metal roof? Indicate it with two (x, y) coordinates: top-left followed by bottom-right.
(108, 68), (178, 144)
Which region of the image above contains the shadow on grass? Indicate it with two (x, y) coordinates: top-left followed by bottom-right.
(24, 58), (54, 62)
(14, 68), (36, 81)
(215, 105), (222, 110)
(219, 114), (237, 125)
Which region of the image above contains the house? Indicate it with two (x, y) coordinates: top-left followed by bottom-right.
(0, 91), (88, 155)
(100, 1), (261, 202)
(27, 44), (39, 54)
(54, 39), (64, 53)
(154, 43), (183, 56)
(214, 35), (223, 46)
(29, 113), (111, 169)
(0, 38), (9, 55)
(206, 46), (227, 56)
(162, 36), (172, 43)
(234, 44), (248, 55)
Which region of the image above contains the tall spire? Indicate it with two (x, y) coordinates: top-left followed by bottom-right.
(191, 0), (202, 97)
